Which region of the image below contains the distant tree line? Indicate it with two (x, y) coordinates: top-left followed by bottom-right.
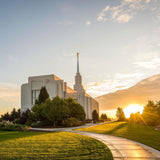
(129, 101), (160, 126)
(116, 100), (160, 126)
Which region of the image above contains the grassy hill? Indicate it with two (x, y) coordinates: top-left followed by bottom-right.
(0, 131), (113, 160)
(96, 74), (160, 110)
(77, 122), (160, 151)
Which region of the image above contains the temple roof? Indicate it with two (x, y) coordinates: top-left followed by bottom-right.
(85, 92), (91, 98)
(53, 75), (62, 80)
(67, 86), (77, 93)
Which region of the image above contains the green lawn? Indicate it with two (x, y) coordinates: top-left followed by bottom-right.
(0, 131), (113, 160)
(77, 122), (160, 151)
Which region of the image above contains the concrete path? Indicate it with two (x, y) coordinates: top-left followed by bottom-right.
(72, 130), (160, 160)
(29, 122), (109, 132)
(30, 124), (160, 160)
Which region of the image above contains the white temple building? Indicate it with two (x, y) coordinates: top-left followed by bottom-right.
(21, 53), (99, 119)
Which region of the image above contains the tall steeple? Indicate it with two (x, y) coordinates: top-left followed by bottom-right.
(77, 52), (79, 73)
(74, 53), (84, 91)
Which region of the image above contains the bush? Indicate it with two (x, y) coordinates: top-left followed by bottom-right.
(30, 121), (52, 128)
(30, 122), (42, 128)
(0, 121), (24, 131)
(84, 119), (92, 123)
(64, 117), (81, 127)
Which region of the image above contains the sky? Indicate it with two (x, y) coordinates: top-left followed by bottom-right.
(0, 0), (160, 114)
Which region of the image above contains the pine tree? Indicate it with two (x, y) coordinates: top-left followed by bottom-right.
(38, 87), (49, 104)
(92, 110), (99, 122)
(116, 107), (126, 121)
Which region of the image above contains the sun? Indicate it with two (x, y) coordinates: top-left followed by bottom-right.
(124, 104), (144, 118)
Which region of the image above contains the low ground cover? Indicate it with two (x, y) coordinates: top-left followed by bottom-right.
(0, 131), (113, 160)
(77, 122), (160, 151)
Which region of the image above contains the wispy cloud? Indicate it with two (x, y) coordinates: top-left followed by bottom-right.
(97, 5), (109, 22)
(97, 0), (157, 23)
(86, 21), (91, 27)
(134, 52), (160, 69)
(85, 72), (145, 97)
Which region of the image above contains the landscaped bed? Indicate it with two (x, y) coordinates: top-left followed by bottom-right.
(0, 131), (113, 160)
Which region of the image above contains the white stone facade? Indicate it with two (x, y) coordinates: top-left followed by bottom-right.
(21, 54), (99, 119)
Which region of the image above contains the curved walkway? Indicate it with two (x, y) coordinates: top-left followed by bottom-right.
(72, 130), (160, 160)
(30, 124), (160, 160)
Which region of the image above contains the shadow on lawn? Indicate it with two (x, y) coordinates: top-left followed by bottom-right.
(104, 122), (127, 134)
(0, 131), (50, 142)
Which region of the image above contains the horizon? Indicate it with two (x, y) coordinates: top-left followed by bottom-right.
(1, 0), (160, 115)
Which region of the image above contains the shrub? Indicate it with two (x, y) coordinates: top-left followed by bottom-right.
(84, 119), (92, 123)
(30, 122), (42, 128)
(64, 117), (81, 127)
(0, 121), (24, 131)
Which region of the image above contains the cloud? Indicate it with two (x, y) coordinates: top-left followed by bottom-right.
(102, 5), (110, 12)
(134, 52), (160, 69)
(84, 72), (145, 97)
(115, 73), (144, 78)
(116, 14), (133, 23)
(97, 0), (157, 23)
(134, 59), (160, 69)
(97, 5), (109, 22)
(86, 21), (91, 27)
(145, 0), (151, 3)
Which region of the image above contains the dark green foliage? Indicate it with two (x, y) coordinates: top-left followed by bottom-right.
(142, 100), (160, 126)
(18, 109), (31, 124)
(1, 112), (10, 121)
(43, 96), (70, 126)
(65, 97), (85, 121)
(1, 108), (20, 122)
(0, 122), (24, 131)
(63, 117), (81, 127)
(28, 96), (85, 127)
(92, 110), (99, 122)
(100, 113), (108, 120)
(30, 104), (45, 122)
(10, 108), (20, 121)
(37, 87), (49, 104)
(116, 107), (126, 121)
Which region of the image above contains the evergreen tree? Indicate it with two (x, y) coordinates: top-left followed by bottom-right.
(116, 107), (126, 121)
(43, 96), (70, 126)
(100, 113), (107, 120)
(1, 112), (10, 121)
(38, 87), (49, 104)
(10, 108), (20, 121)
(65, 97), (85, 121)
(92, 110), (99, 122)
(19, 109), (31, 124)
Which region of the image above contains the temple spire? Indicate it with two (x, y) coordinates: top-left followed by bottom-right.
(77, 52), (79, 73)
(74, 52), (84, 91)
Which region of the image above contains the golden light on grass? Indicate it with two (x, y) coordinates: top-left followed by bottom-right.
(124, 104), (144, 118)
